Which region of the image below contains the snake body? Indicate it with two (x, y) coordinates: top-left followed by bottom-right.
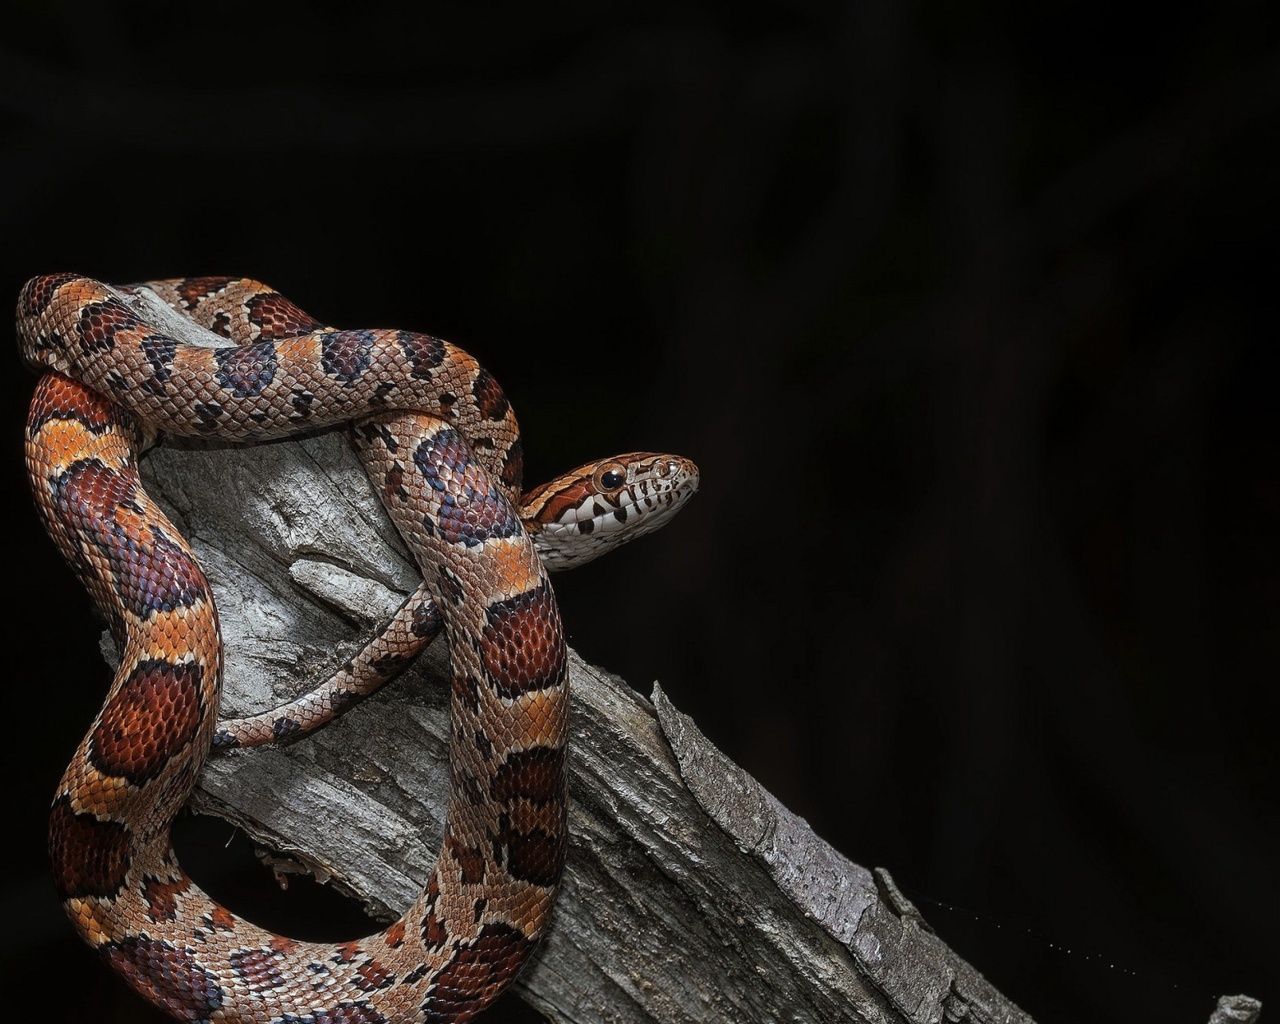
(20, 274), (696, 1023)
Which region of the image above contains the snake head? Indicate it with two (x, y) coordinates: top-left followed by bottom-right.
(524, 453), (699, 571)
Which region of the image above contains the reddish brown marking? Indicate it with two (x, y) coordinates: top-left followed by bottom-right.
(491, 746), (564, 805)
(383, 461), (406, 503)
(105, 936), (224, 1020)
(411, 427), (521, 545)
(397, 330), (446, 378)
(270, 934), (300, 955)
(423, 924), (534, 1023)
(77, 298), (145, 354)
(90, 659), (203, 783)
(522, 477), (593, 526)
(229, 947), (286, 993)
(500, 824), (565, 889)
(334, 940), (363, 964)
(48, 795), (132, 899)
(321, 330), (375, 382)
(245, 291), (324, 340)
(383, 920), (406, 949)
(421, 877), (448, 951)
(207, 905), (237, 932)
(213, 341), (277, 397)
(481, 581), (567, 698)
(423, 910), (448, 951)
(20, 272), (80, 316)
(27, 372), (119, 434)
(470, 367), (510, 423)
(56, 455), (139, 525)
(115, 530), (209, 617)
(142, 874), (189, 922)
(447, 838), (487, 886)
(501, 434), (524, 490)
(451, 671), (481, 714)
(173, 276), (238, 310)
(355, 957), (396, 991)
(55, 459), (210, 617)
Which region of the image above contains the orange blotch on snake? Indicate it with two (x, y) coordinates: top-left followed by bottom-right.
(477, 539), (545, 600)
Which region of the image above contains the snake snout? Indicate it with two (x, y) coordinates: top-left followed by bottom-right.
(659, 455), (699, 495)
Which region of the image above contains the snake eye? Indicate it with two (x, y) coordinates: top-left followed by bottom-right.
(594, 463), (626, 491)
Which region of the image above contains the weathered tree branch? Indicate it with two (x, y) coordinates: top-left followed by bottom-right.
(124, 386), (1258, 1022)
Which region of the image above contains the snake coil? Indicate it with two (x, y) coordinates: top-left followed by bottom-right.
(20, 274), (696, 1023)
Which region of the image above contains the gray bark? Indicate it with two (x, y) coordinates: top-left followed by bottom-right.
(1208, 995), (1263, 1024)
(126, 418), (1259, 1024)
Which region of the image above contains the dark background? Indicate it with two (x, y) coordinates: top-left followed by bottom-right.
(1, 3), (1275, 1022)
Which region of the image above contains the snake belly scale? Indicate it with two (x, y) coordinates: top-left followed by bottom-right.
(18, 273), (660, 1023)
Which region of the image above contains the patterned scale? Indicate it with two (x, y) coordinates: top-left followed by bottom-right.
(18, 274), (695, 1023)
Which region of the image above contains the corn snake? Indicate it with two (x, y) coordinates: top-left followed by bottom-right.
(19, 273), (696, 1023)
